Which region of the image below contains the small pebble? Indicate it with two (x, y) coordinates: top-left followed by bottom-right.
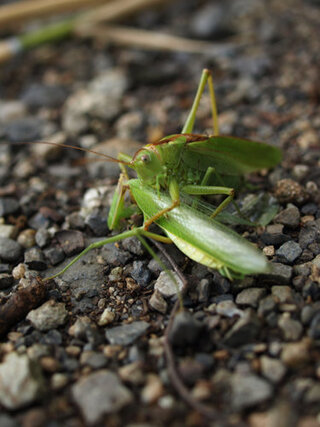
(149, 289), (168, 314)
(276, 241), (302, 264)
(17, 229), (36, 249)
(98, 308), (115, 326)
(263, 263), (292, 284)
(118, 361), (145, 385)
(278, 313), (303, 341)
(274, 179), (308, 205)
(154, 270), (184, 297)
(24, 247), (47, 270)
(271, 286), (294, 303)
(0, 224), (18, 239)
(80, 351), (108, 369)
(236, 288), (267, 308)
(274, 205), (300, 228)
(281, 339), (311, 367)
(224, 310), (261, 346)
(0, 197), (20, 216)
(72, 370), (133, 424)
(130, 260), (151, 287)
(230, 372), (273, 410)
(35, 228), (51, 248)
(43, 247), (65, 265)
(0, 273), (13, 289)
(0, 237), (22, 262)
(106, 321), (149, 346)
(308, 312), (320, 339)
(0, 352), (45, 409)
(12, 263), (26, 279)
(27, 300), (68, 331)
(260, 356), (286, 383)
(51, 373), (69, 390)
(56, 230), (85, 256)
(169, 311), (203, 347)
(141, 374), (164, 404)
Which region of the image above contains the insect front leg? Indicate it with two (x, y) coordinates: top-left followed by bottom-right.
(108, 152), (138, 230)
(182, 69), (219, 136)
(143, 178), (180, 231)
(182, 184), (235, 219)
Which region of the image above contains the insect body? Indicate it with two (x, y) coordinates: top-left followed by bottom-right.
(49, 69), (281, 280)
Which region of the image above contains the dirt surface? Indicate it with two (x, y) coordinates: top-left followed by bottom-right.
(0, 0), (319, 426)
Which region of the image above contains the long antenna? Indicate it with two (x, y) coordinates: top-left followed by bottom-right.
(8, 140), (130, 165)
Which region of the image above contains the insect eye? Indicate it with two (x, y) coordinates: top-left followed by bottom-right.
(140, 154), (150, 163)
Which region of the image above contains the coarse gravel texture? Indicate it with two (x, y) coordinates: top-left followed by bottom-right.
(0, 0), (319, 426)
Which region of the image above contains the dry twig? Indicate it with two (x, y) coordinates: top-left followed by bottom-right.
(77, 24), (225, 55)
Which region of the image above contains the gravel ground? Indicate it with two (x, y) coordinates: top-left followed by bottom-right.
(0, 0), (319, 426)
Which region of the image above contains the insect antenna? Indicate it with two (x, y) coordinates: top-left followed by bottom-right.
(7, 140), (130, 166)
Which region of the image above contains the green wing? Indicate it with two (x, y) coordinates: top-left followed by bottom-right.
(183, 136), (282, 175)
(129, 180), (269, 276)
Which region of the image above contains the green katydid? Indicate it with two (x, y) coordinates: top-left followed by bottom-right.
(47, 68), (281, 281)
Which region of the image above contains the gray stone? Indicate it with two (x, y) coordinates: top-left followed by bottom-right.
(230, 372), (273, 410)
(56, 230), (85, 256)
(63, 70), (127, 137)
(215, 300), (243, 318)
(299, 221), (320, 249)
(24, 247), (47, 270)
(72, 370), (133, 424)
(154, 270), (184, 297)
(0, 224), (18, 239)
(0, 197), (19, 216)
(44, 247), (65, 265)
(300, 305), (315, 325)
(130, 260), (151, 287)
(122, 236), (145, 256)
(0, 100), (26, 124)
(106, 321), (149, 346)
(5, 117), (48, 142)
(260, 356), (286, 383)
(0, 414), (19, 427)
(235, 287), (267, 307)
(35, 228), (51, 248)
(274, 205), (300, 228)
(149, 289), (167, 314)
(276, 241), (302, 264)
(27, 300), (68, 331)
(224, 310), (261, 346)
(85, 210), (109, 236)
(0, 237), (22, 262)
(262, 263), (292, 284)
(17, 229), (36, 248)
(190, 3), (233, 38)
(258, 295), (277, 316)
(278, 314), (303, 341)
(304, 383), (320, 403)
(0, 352), (45, 409)
(169, 311), (203, 347)
(21, 83), (68, 109)
(309, 311), (320, 339)
(271, 286), (294, 303)
(0, 273), (13, 289)
(80, 351), (108, 369)
(281, 339), (310, 367)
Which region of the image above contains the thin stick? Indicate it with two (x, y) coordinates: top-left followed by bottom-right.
(76, 0), (169, 27)
(152, 240), (227, 422)
(0, 0), (172, 64)
(0, 0), (108, 29)
(76, 24), (233, 56)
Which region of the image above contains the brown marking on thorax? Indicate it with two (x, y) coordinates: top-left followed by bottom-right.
(150, 133), (208, 146)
